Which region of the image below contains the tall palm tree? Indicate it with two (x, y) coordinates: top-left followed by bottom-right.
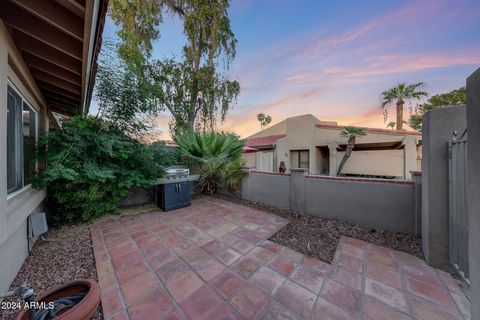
(380, 82), (428, 130)
(257, 113), (265, 130)
(337, 126), (367, 175)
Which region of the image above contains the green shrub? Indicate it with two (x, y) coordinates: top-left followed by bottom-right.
(174, 131), (245, 194)
(34, 116), (179, 224)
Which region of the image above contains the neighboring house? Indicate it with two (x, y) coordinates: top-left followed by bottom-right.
(244, 114), (422, 180)
(0, 0), (108, 295)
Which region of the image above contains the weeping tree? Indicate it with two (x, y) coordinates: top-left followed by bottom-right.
(110, 0), (240, 135)
(380, 82), (428, 130)
(337, 127), (367, 175)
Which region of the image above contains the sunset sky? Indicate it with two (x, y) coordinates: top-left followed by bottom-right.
(95, 0), (480, 139)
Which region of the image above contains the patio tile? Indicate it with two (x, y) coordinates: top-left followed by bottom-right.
(156, 258), (189, 283)
(268, 255), (295, 277)
(120, 272), (160, 306)
(116, 261), (151, 285)
(231, 284), (270, 320)
(368, 243), (394, 257)
(279, 247), (304, 262)
(214, 248), (242, 266)
(276, 280), (316, 318)
(343, 237), (367, 248)
(438, 270), (464, 295)
(128, 289), (175, 320)
(250, 266), (285, 295)
(311, 298), (357, 320)
(410, 295), (462, 320)
(303, 256), (331, 274)
(147, 248), (176, 270)
(181, 248), (209, 267)
(231, 239), (255, 254)
(111, 250), (144, 270)
(290, 264), (325, 293)
(405, 276), (455, 307)
(342, 243), (365, 259)
(403, 265), (443, 287)
(246, 247), (275, 264)
(162, 308), (186, 320)
(101, 289), (123, 317)
(211, 304), (243, 320)
(334, 266), (361, 290)
(194, 258), (226, 281)
(367, 252), (396, 268)
(261, 240), (282, 253)
(340, 253), (364, 273)
(180, 285), (223, 320)
(263, 301), (302, 320)
(231, 257), (260, 279)
(201, 239), (226, 255)
(364, 296), (410, 320)
(109, 241), (137, 258)
(210, 270), (244, 299)
(321, 279), (362, 315)
(166, 271), (203, 303)
(141, 241), (168, 259)
(366, 261), (402, 289)
(220, 233), (241, 246)
(365, 277), (408, 313)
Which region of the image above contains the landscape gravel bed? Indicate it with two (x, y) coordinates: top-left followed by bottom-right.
(214, 194), (424, 262)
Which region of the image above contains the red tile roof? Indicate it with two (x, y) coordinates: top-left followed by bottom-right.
(245, 134), (287, 148)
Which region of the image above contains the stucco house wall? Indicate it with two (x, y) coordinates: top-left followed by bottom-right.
(0, 21), (49, 294)
(244, 114), (421, 179)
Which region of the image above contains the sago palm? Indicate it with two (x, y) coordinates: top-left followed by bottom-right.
(380, 82), (428, 130)
(337, 126), (367, 175)
(174, 131), (245, 194)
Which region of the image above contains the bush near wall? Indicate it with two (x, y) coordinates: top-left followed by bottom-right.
(34, 116), (180, 224)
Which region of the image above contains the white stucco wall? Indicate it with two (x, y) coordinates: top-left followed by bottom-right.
(0, 21), (48, 295)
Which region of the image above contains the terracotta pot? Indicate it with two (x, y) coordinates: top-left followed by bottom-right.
(14, 279), (100, 320)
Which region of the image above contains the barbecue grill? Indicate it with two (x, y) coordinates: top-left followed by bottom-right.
(155, 165), (197, 211)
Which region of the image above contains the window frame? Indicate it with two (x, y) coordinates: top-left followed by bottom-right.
(298, 150), (310, 169)
(6, 80), (39, 198)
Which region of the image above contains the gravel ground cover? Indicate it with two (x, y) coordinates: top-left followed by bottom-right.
(214, 194), (424, 263)
(0, 204), (157, 320)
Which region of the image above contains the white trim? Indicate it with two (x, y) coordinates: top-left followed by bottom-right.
(82, 0), (101, 114)
(6, 184), (32, 201)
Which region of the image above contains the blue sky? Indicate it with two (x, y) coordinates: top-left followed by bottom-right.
(96, 0), (480, 138)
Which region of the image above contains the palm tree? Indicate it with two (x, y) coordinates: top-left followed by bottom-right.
(387, 122), (396, 130)
(337, 126), (367, 175)
(380, 82), (428, 130)
(257, 113), (272, 130)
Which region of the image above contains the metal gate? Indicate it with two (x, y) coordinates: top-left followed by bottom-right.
(448, 129), (469, 282)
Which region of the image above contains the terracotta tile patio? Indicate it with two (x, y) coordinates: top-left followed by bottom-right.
(91, 197), (470, 320)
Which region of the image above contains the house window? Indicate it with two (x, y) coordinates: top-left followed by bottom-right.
(7, 85), (38, 194)
(298, 150), (309, 169)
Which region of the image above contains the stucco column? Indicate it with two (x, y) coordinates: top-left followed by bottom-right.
(328, 143), (338, 176)
(290, 168), (307, 213)
(0, 24), (9, 244)
(467, 68), (480, 320)
(404, 136), (417, 180)
(240, 167), (251, 201)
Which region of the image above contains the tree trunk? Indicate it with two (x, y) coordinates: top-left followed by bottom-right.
(337, 136), (356, 175)
(396, 100), (404, 130)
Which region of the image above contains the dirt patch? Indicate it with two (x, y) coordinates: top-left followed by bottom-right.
(214, 194), (423, 263)
(0, 203), (158, 320)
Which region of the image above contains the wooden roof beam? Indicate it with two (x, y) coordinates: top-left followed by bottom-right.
(8, 0), (84, 41)
(0, 1), (83, 59)
(43, 89), (82, 105)
(36, 81), (82, 101)
(31, 69), (82, 95)
(54, 0), (85, 18)
(13, 32), (82, 75)
(23, 53), (82, 86)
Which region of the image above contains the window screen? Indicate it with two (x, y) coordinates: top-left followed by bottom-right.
(298, 150), (309, 169)
(7, 85), (37, 194)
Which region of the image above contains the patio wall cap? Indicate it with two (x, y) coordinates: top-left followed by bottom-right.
(290, 168), (309, 172)
(410, 170), (422, 176)
(250, 170), (291, 176)
(306, 175), (415, 185)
